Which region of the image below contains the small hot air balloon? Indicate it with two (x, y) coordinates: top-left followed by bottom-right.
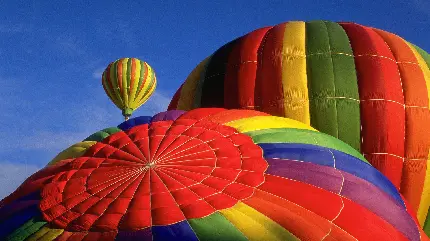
(1, 108), (428, 240)
(102, 58), (157, 120)
(167, 20), (430, 233)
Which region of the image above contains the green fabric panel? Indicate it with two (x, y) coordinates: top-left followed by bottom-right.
(325, 21), (361, 152)
(424, 207), (430, 238)
(193, 56), (212, 109)
(141, 71), (156, 100)
(136, 59), (147, 100)
(126, 58), (132, 97)
(188, 212), (248, 241)
(245, 128), (368, 163)
(305, 21), (339, 146)
(411, 43), (430, 68)
(6, 217), (47, 241)
(111, 61), (123, 106)
(84, 127), (122, 142)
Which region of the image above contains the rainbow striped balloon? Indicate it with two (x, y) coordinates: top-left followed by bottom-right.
(0, 109), (428, 240)
(102, 58), (156, 119)
(167, 20), (430, 232)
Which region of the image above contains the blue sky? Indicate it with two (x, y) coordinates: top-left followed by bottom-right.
(0, 0), (429, 198)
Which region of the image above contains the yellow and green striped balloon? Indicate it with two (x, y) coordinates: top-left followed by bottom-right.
(102, 58), (157, 119)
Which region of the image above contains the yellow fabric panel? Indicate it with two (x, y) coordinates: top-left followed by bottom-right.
(129, 59), (141, 106)
(109, 62), (124, 108)
(102, 76), (121, 109)
(26, 227), (63, 241)
(131, 63), (155, 109)
(281, 21), (310, 125)
(135, 78), (157, 108)
(225, 116), (317, 133)
(48, 141), (96, 165)
(177, 57), (211, 110)
(406, 42), (430, 226)
(122, 58), (129, 107)
(219, 202), (299, 241)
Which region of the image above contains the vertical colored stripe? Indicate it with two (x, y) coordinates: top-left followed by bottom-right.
(188, 212), (248, 241)
(126, 58), (132, 102)
(175, 57), (210, 110)
(372, 29), (430, 226)
(116, 59), (124, 99)
(224, 27), (271, 109)
(201, 40), (238, 107)
(134, 61), (149, 102)
(128, 58), (139, 107)
(306, 20), (339, 143)
(255, 24), (285, 116)
(407, 43), (430, 229)
(122, 58), (129, 107)
(104, 64), (122, 108)
(340, 22), (406, 189)
(219, 202), (299, 241)
(325, 21), (361, 151)
(133, 63), (153, 108)
(281, 21), (309, 124)
(110, 61), (124, 107)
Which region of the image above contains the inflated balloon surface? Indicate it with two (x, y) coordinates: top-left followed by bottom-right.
(168, 20), (430, 232)
(0, 109), (428, 240)
(102, 58), (157, 118)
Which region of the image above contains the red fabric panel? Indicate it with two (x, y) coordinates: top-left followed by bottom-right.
(372, 29), (430, 212)
(224, 27), (271, 109)
(244, 189), (355, 240)
(255, 24), (286, 116)
(340, 23), (406, 188)
(249, 174), (410, 240)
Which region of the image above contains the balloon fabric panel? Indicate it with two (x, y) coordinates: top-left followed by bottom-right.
(1, 108), (428, 240)
(167, 21), (430, 233)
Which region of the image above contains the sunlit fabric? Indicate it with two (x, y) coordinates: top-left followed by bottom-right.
(0, 109), (428, 240)
(168, 21), (430, 232)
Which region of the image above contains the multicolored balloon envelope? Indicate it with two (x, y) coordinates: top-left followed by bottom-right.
(0, 109), (428, 240)
(167, 20), (430, 232)
(102, 58), (157, 119)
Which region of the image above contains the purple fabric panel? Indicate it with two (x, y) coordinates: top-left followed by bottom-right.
(266, 158), (343, 193)
(151, 110), (186, 122)
(265, 158), (418, 240)
(116, 228), (152, 240)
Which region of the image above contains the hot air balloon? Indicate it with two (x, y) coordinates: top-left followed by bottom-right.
(102, 58), (157, 120)
(167, 20), (430, 233)
(1, 108), (428, 240)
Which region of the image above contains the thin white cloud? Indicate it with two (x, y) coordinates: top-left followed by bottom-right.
(92, 67), (105, 79)
(0, 161), (41, 199)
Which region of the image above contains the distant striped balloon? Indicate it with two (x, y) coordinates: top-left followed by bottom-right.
(102, 58), (157, 119)
(167, 20), (430, 234)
